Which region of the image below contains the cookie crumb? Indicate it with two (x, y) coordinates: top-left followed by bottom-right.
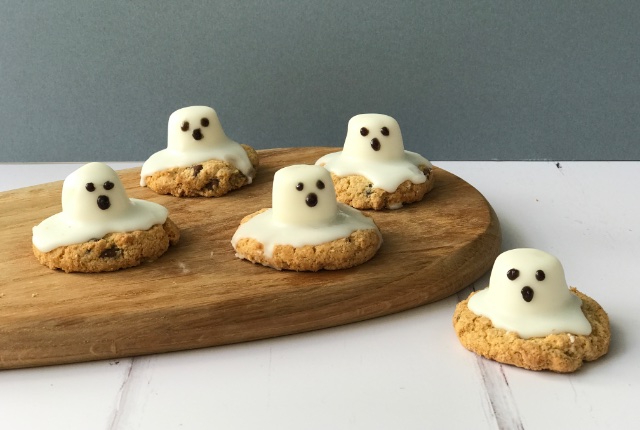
(178, 262), (190, 274)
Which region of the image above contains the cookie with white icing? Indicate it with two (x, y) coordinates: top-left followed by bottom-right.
(453, 248), (610, 372)
(316, 114), (434, 210)
(32, 162), (179, 273)
(231, 165), (382, 271)
(141, 106), (259, 197)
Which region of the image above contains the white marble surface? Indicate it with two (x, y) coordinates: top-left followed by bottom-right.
(0, 161), (638, 429)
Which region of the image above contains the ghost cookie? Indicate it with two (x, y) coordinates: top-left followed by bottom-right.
(231, 165), (382, 271)
(140, 106), (259, 197)
(316, 114), (434, 210)
(453, 248), (610, 372)
(33, 162), (180, 273)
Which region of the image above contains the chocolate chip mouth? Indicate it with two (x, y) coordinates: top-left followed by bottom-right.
(371, 137), (381, 151)
(97, 195), (111, 210)
(306, 193), (318, 207)
(521, 286), (534, 302)
(192, 128), (203, 141)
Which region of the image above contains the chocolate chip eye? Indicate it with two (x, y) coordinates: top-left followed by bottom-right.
(181, 121), (189, 132)
(296, 182), (304, 191)
(85, 182), (96, 192)
(360, 127), (369, 137)
(536, 270), (546, 281)
(506, 268), (519, 280)
(201, 117), (209, 127)
(103, 181), (114, 190)
(521, 286), (534, 302)
(316, 180), (325, 190)
(381, 126), (389, 136)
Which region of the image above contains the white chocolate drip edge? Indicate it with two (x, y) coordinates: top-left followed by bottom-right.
(316, 150), (432, 193)
(468, 288), (591, 339)
(140, 141), (254, 186)
(32, 199), (168, 253)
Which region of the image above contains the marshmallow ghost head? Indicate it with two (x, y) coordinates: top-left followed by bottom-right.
(61, 162), (132, 222)
(487, 248), (576, 314)
(342, 114), (405, 161)
(272, 165), (338, 226)
(167, 106), (228, 152)
(469, 248), (592, 338)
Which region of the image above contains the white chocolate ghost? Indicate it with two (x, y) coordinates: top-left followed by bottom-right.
(316, 113), (432, 193)
(140, 106), (254, 186)
(33, 162), (169, 253)
(468, 248), (592, 339)
(231, 165), (381, 258)
(272, 164), (338, 226)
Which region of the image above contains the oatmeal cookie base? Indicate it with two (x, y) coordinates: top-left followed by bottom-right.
(144, 144), (259, 197)
(453, 288), (610, 372)
(233, 209), (382, 271)
(33, 218), (180, 273)
(326, 165), (434, 210)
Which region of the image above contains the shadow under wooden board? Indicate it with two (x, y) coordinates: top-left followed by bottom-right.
(0, 147), (501, 369)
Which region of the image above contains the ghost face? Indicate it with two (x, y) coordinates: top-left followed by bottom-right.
(341, 114), (405, 161)
(167, 106), (228, 152)
(61, 162), (131, 222)
(272, 165), (338, 226)
(487, 248), (576, 315)
(468, 248), (592, 338)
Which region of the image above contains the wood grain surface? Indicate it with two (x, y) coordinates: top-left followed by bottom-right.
(0, 147), (500, 369)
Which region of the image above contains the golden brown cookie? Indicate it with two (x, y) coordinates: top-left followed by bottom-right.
(233, 209), (382, 271)
(143, 144), (259, 197)
(453, 288), (610, 373)
(33, 218), (180, 273)
(324, 165), (434, 210)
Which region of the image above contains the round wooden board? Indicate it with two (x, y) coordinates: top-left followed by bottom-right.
(0, 147), (500, 369)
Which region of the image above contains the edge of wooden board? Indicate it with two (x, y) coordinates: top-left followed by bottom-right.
(0, 148), (501, 369)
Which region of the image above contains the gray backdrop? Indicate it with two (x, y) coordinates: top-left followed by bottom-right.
(1, 1), (639, 162)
